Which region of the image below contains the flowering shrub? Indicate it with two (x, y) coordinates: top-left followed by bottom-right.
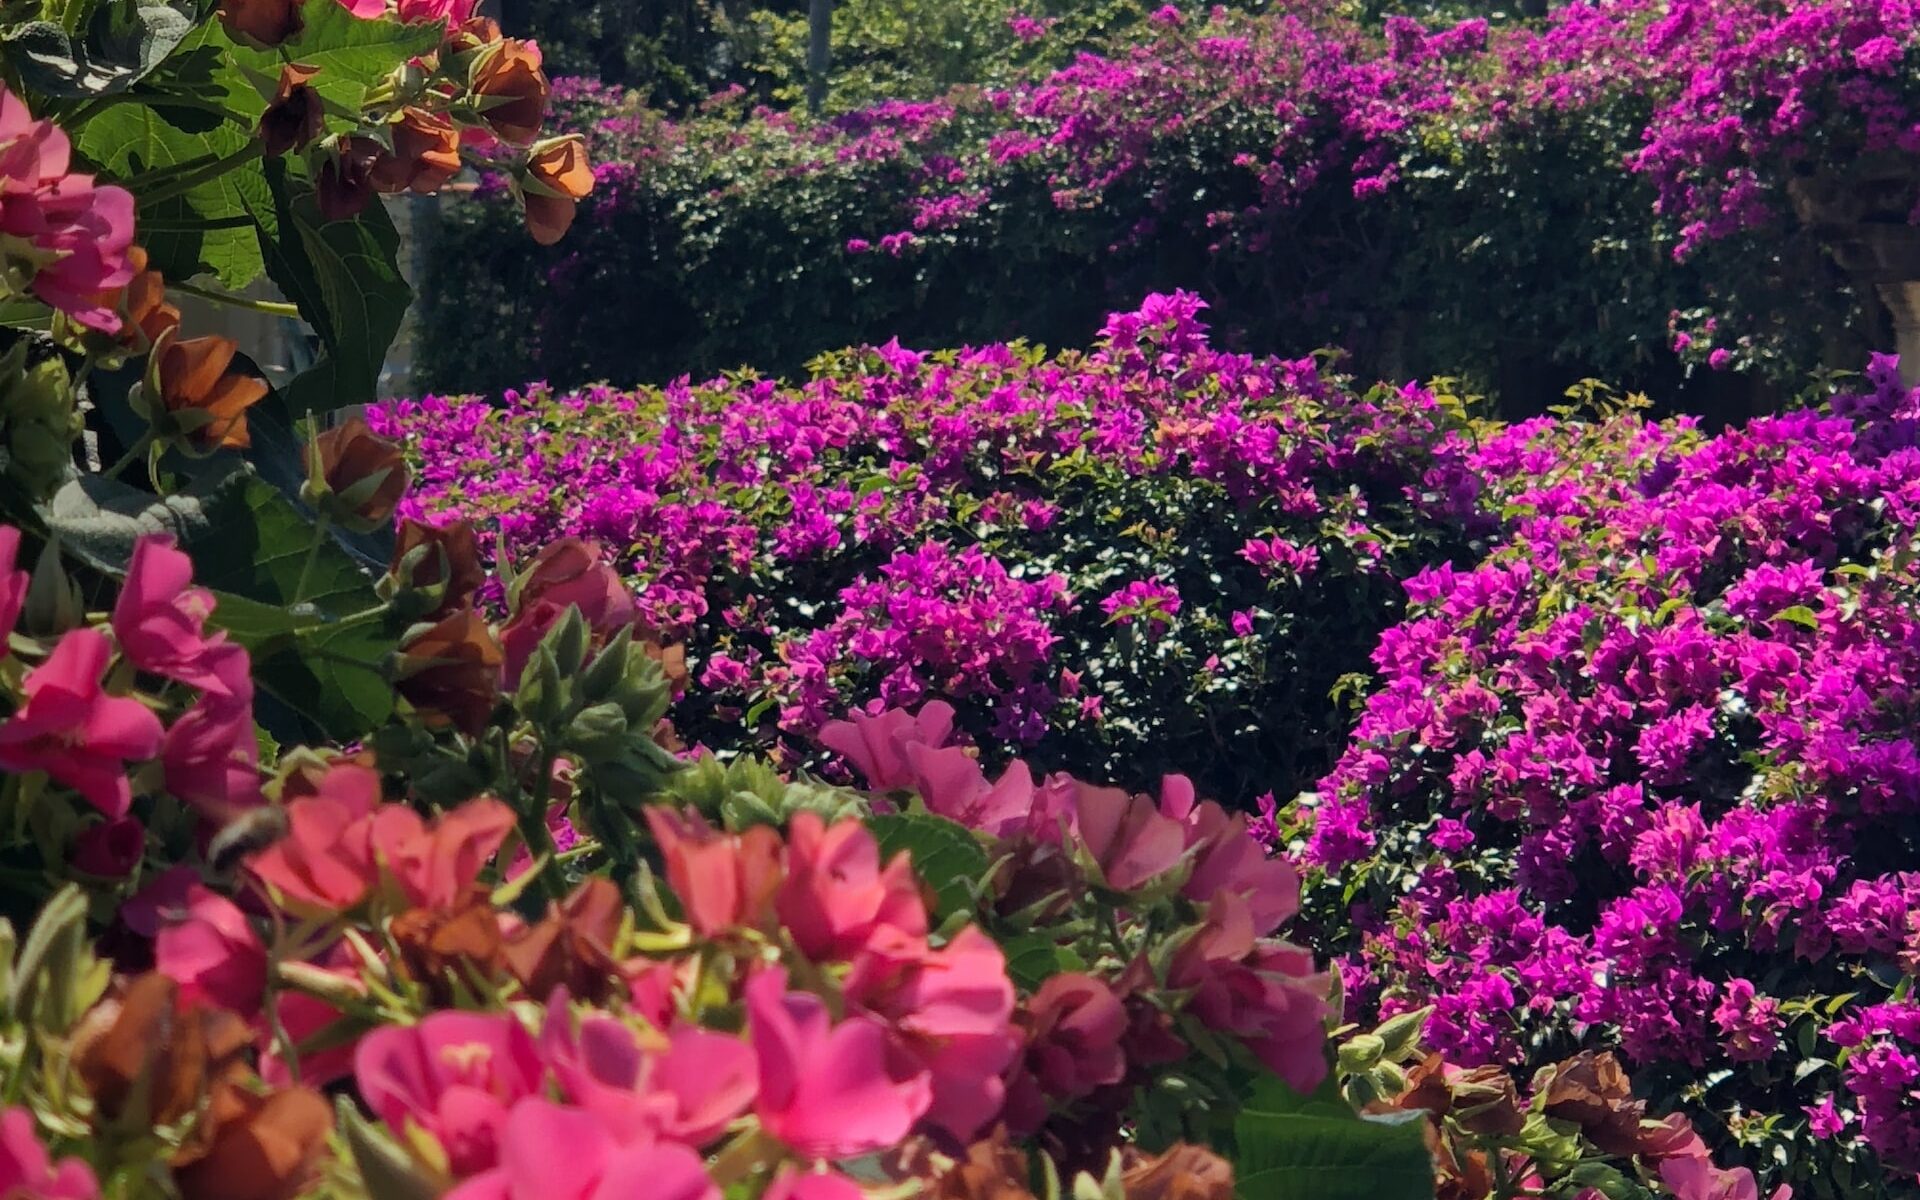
(380, 293), (1485, 806)
(1297, 356), (1920, 1195)
(0, 487), (1456, 1200)
(418, 0), (1909, 400)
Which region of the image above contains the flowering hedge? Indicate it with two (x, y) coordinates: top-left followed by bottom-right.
(379, 293), (1486, 807)
(416, 0), (1919, 398)
(1295, 355), (1920, 1195)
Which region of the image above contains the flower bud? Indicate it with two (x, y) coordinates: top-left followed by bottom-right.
(173, 1081), (334, 1200)
(141, 331), (267, 453)
(317, 137), (382, 223)
(219, 0), (303, 48)
(1451, 1065), (1526, 1137)
(385, 517), (484, 620)
(303, 416), (410, 531)
(390, 901), (505, 1005)
(519, 135), (592, 245)
(1337, 1033), (1386, 1074)
(394, 608), (502, 737)
(1373, 1005), (1431, 1062)
(369, 108), (461, 195)
(1540, 1051), (1646, 1157)
(0, 339), (75, 494)
(260, 64), (325, 157)
(467, 38), (548, 145)
(22, 534), (82, 637)
(76, 972), (253, 1127)
(116, 247), (181, 353)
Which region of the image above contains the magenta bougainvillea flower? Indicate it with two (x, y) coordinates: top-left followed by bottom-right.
(0, 628), (164, 817)
(0, 87), (135, 330)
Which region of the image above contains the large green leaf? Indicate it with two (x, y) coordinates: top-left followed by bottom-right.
(222, 0), (441, 113)
(258, 158), (412, 414)
(3, 0), (194, 98)
(204, 589), (397, 741)
(866, 811), (990, 921)
(38, 466), (397, 738)
(73, 105), (271, 288)
(1233, 1072), (1435, 1200)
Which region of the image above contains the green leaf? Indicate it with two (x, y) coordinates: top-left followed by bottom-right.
(73, 105), (271, 288)
(38, 466), (397, 738)
(1774, 604), (1819, 629)
(222, 0), (441, 113)
(999, 931), (1082, 991)
(866, 811), (990, 921)
(212, 591), (397, 741)
(3, 0), (194, 98)
(1233, 1071), (1435, 1200)
(259, 158), (411, 414)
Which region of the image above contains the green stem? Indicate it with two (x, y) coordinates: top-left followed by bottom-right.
(292, 513), (332, 605)
(168, 280), (302, 318)
(102, 433), (152, 480)
(518, 744), (567, 901)
(1488, 1149), (1515, 1200)
(133, 142), (265, 207)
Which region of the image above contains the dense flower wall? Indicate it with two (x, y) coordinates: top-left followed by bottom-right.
(380, 293), (1485, 807)
(1297, 353), (1920, 1194)
(417, 0), (1920, 399)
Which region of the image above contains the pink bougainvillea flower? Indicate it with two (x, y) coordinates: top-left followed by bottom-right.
(446, 1099), (718, 1200)
(776, 811), (927, 961)
(112, 536), (249, 702)
(499, 538), (636, 688)
(246, 762), (384, 914)
(0, 525), (26, 648)
(1169, 892), (1330, 1093)
(1659, 1155), (1778, 1200)
(764, 1167), (867, 1200)
(0, 1107), (99, 1200)
(820, 701), (956, 791)
(746, 968), (932, 1158)
(248, 769), (513, 916)
(844, 926), (1018, 1144)
(369, 796), (517, 910)
(1068, 781), (1189, 892)
(1010, 971), (1130, 1110)
(541, 995), (757, 1147)
(394, 0), (474, 22)
(162, 694), (265, 824)
(1176, 794), (1299, 935)
(331, 0), (385, 17)
(0, 628), (164, 817)
(905, 744), (1035, 837)
(642, 807), (783, 938)
(0, 88), (135, 330)
(155, 883), (268, 1017)
(355, 1011), (545, 1178)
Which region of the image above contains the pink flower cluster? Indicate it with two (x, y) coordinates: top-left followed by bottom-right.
(822, 701), (1331, 1096)
(0, 86), (136, 331)
(0, 532), (264, 847)
(344, 808), (1013, 1200)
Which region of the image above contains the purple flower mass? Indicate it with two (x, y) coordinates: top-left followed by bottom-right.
(379, 294), (1483, 800)
(1305, 352), (1920, 1176)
